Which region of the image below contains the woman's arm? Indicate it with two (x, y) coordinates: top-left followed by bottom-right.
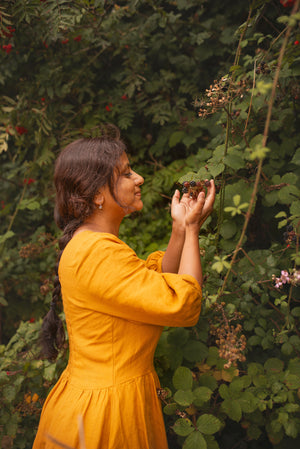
(162, 181), (215, 277)
(178, 180), (215, 286)
(161, 189), (187, 273)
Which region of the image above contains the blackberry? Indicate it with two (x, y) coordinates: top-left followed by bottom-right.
(205, 180), (210, 187)
(286, 225), (293, 232)
(183, 181), (189, 188)
(182, 187), (189, 194)
(190, 180), (196, 187)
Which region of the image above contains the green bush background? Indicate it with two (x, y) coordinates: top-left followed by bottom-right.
(0, 0), (299, 448)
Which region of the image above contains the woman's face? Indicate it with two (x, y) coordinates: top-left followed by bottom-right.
(102, 152), (144, 216)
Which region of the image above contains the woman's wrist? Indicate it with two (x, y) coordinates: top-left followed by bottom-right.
(172, 220), (186, 235)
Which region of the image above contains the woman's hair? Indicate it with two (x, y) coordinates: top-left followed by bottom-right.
(40, 126), (126, 360)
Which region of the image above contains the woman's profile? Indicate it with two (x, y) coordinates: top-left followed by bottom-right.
(33, 125), (215, 449)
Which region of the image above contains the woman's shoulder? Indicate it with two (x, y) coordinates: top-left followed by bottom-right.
(61, 231), (132, 267)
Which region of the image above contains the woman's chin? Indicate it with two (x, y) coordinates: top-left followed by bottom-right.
(124, 201), (143, 215)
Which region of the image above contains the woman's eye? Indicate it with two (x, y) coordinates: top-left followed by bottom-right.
(124, 171), (133, 177)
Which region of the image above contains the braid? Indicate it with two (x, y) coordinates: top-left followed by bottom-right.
(40, 219), (82, 361)
(40, 130), (126, 361)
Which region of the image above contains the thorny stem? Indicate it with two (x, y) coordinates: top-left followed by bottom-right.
(243, 60), (257, 135)
(217, 0), (299, 300)
(233, 6), (253, 67)
(216, 6), (253, 245)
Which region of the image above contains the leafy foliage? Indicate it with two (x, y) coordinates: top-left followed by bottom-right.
(0, 0), (300, 448)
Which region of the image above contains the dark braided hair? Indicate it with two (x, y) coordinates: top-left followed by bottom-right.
(40, 126), (126, 361)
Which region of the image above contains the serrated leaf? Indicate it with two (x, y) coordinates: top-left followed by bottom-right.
(218, 384), (230, 400)
(174, 389), (194, 406)
(196, 414), (222, 435)
(173, 418), (195, 437)
(221, 398), (242, 421)
(224, 153), (244, 170)
(193, 386), (213, 406)
(163, 403), (178, 415)
(183, 431), (207, 449)
(284, 374), (300, 389)
(264, 358), (284, 373)
(183, 341), (208, 362)
(173, 366), (193, 390)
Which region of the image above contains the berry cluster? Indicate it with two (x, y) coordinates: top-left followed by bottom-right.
(283, 224), (297, 244)
(194, 76), (250, 118)
(255, 61), (271, 75)
(210, 303), (246, 369)
(180, 179), (211, 199)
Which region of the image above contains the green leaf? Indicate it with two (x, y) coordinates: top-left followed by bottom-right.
(183, 431), (207, 449)
(196, 414), (222, 435)
(291, 148), (300, 165)
(221, 398), (242, 422)
(198, 375), (218, 391)
(284, 419), (299, 438)
(233, 194), (241, 206)
(163, 403), (178, 415)
(183, 341), (208, 362)
(5, 414), (18, 437)
(174, 389), (194, 406)
(193, 387), (213, 406)
(0, 296), (8, 306)
(3, 385), (17, 402)
(247, 144), (270, 160)
(275, 211), (287, 218)
(278, 185), (300, 204)
(169, 131), (185, 148)
(291, 307), (300, 317)
(168, 328), (189, 347)
(218, 384), (230, 400)
(0, 230), (15, 245)
(264, 358), (284, 373)
(224, 153), (244, 170)
(43, 363), (57, 381)
(281, 342), (294, 356)
(239, 392), (258, 413)
(173, 418), (195, 437)
(209, 162), (225, 177)
(220, 220), (237, 239)
(284, 374), (300, 390)
(173, 366), (193, 390)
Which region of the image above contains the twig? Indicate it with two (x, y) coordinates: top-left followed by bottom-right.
(217, 0), (299, 299)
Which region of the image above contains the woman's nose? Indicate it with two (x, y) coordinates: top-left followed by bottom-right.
(135, 172), (144, 185)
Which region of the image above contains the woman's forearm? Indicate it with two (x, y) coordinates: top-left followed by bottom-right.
(178, 226), (202, 286)
(161, 224), (185, 273)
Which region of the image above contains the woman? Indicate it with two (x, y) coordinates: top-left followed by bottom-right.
(33, 127), (215, 449)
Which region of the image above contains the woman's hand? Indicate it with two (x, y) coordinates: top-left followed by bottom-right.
(171, 180), (216, 231)
(171, 189), (191, 231)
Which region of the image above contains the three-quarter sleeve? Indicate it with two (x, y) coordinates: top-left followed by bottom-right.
(144, 251), (165, 273)
(60, 232), (201, 328)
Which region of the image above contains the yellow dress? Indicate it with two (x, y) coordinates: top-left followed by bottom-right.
(33, 231), (201, 449)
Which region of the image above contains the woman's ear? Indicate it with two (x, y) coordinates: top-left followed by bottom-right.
(94, 192), (104, 209)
